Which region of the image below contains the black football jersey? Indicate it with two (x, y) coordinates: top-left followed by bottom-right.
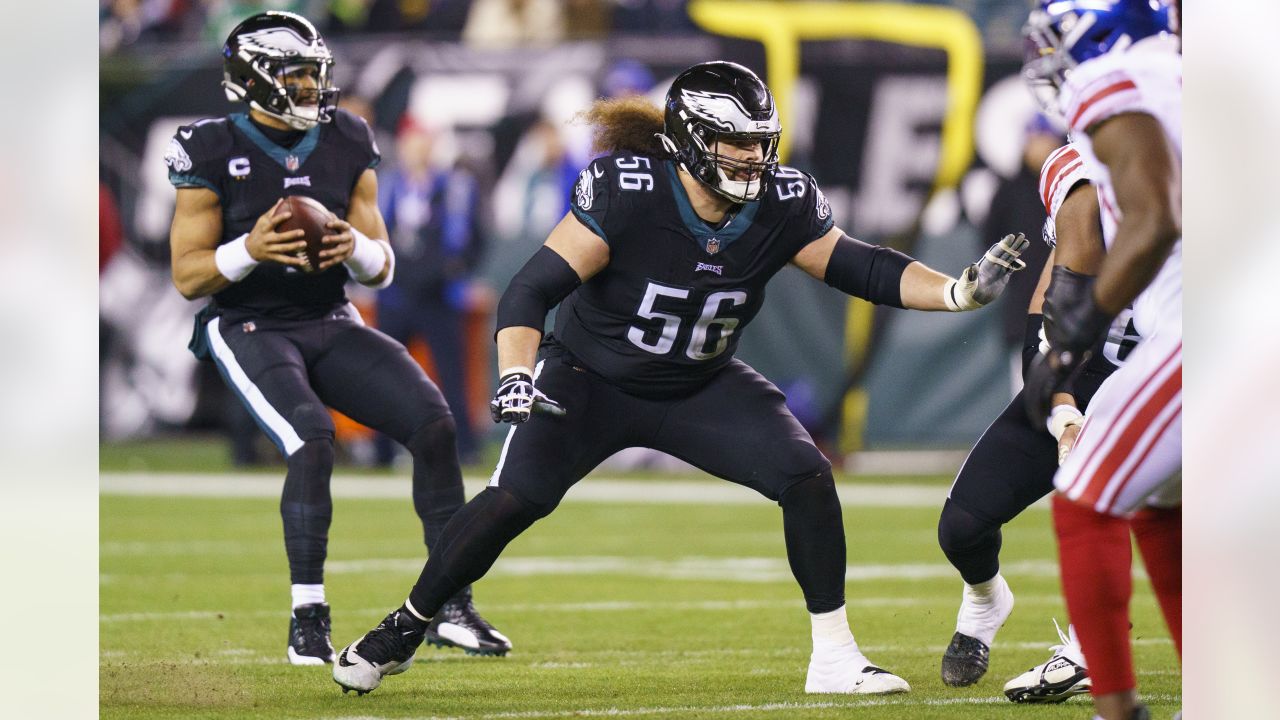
(166, 109), (380, 321)
(556, 153), (834, 398)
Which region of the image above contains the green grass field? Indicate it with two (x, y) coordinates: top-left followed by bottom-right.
(100, 467), (1180, 719)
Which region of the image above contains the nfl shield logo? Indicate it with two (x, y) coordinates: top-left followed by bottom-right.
(285, 154), (300, 172)
(706, 237), (720, 255)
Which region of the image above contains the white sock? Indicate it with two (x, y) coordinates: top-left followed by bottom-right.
(403, 597), (430, 622)
(966, 573), (1001, 599)
(291, 583), (325, 609)
(810, 605), (861, 657)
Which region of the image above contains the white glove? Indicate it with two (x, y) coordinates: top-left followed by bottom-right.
(944, 233), (1030, 311)
(489, 368), (565, 424)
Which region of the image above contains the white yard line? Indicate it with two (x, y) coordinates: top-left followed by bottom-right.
(100, 472), (1030, 509)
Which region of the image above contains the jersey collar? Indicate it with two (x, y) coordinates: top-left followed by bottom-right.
(663, 161), (759, 254)
(230, 113), (322, 172)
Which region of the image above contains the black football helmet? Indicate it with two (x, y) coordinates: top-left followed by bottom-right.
(659, 61), (781, 203)
(221, 11), (338, 130)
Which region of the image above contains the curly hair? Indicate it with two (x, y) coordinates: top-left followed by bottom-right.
(576, 96), (670, 158)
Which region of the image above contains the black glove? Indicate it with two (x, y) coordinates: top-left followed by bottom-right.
(489, 371), (566, 424)
(1024, 266), (1114, 427)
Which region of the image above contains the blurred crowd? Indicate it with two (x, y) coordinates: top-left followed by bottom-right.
(100, 0), (1029, 54)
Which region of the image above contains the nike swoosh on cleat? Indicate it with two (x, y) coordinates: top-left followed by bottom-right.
(337, 650), (359, 667)
(180, 130), (192, 139)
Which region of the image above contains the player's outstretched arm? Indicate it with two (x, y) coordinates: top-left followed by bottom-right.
(490, 212), (609, 423)
(792, 227), (1027, 312)
(169, 190), (306, 299)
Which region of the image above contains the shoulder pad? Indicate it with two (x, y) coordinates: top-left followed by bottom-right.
(333, 108), (380, 155)
(1062, 58), (1144, 134)
(167, 117), (232, 171)
(1038, 143), (1092, 218)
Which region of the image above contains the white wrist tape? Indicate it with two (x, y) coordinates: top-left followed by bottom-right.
(1046, 404), (1084, 442)
(214, 233), (258, 282)
(499, 366), (534, 379)
(344, 227), (393, 287)
(942, 278), (971, 311)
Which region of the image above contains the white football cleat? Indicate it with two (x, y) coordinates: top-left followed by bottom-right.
(333, 608), (425, 696)
(1003, 619), (1091, 703)
(806, 649), (910, 694)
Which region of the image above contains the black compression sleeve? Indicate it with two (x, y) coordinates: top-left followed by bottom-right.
(1022, 314), (1044, 379)
(495, 246), (582, 336)
(822, 234), (915, 308)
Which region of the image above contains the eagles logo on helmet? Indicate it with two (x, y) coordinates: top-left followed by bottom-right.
(658, 61), (781, 203)
(221, 11), (340, 130)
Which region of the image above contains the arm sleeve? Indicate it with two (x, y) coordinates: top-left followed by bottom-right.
(822, 234), (915, 308)
(494, 246), (582, 336)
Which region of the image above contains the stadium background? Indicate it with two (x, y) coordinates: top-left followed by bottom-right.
(99, 0), (1055, 469)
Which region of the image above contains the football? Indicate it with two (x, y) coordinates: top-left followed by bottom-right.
(275, 195), (334, 272)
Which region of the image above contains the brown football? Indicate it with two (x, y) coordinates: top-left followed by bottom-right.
(275, 195), (334, 273)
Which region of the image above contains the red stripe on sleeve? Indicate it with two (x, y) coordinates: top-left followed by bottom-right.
(1039, 147), (1080, 212)
(1070, 79), (1138, 131)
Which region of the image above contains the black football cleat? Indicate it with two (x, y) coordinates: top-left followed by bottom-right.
(287, 602), (336, 665)
(425, 588), (512, 656)
(332, 606), (426, 695)
(941, 632), (990, 687)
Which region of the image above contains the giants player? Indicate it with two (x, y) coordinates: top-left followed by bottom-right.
(1022, 2), (1182, 718)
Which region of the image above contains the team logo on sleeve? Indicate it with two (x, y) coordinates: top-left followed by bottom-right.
(575, 168), (595, 210)
(164, 138), (192, 172)
(815, 186), (831, 220)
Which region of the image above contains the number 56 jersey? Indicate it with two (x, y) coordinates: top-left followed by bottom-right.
(555, 152), (834, 399)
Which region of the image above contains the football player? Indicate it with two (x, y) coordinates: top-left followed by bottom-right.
(939, 143), (1138, 700)
(166, 11), (509, 665)
(332, 61), (1028, 696)
(1022, 2), (1182, 719)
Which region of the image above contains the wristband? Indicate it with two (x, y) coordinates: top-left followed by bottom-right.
(942, 278), (963, 312)
(214, 233), (258, 282)
(344, 227), (393, 287)
(499, 366), (533, 379)
(1046, 404), (1084, 441)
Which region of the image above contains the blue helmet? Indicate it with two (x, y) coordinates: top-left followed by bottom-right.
(1023, 0), (1178, 113)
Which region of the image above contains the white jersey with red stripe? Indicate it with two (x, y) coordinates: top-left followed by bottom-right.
(1059, 34), (1182, 341)
(1050, 36), (1182, 515)
(1038, 143), (1141, 368)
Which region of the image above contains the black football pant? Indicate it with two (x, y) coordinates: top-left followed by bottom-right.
(206, 307), (465, 586)
(940, 365), (1111, 585)
(407, 351), (847, 618)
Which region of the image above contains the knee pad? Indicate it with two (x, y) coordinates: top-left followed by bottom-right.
(778, 469), (839, 509)
(284, 438), (335, 506)
(404, 414), (458, 459)
(937, 499), (998, 555)
(767, 439), (831, 493)
(286, 404), (335, 444)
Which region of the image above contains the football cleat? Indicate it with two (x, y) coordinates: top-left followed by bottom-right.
(425, 588), (512, 656)
(1003, 619), (1091, 703)
(806, 649), (910, 695)
(287, 602), (336, 665)
(942, 574), (1015, 686)
(940, 632), (991, 687)
(332, 607), (426, 695)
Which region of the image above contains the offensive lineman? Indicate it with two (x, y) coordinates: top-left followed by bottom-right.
(332, 61), (1029, 696)
(166, 11), (509, 665)
(1022, 2), (1183, 718)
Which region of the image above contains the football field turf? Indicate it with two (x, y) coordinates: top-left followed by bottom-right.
(100, 473), (1181, 719)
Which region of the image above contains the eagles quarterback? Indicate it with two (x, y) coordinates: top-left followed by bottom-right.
(166, 11), (509, 666)
(333, 61), (1029, 696)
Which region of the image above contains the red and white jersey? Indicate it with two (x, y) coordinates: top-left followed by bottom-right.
(1059, 34), (1182, 341)
(1038, 142), (1140, 368)
(1037, 142), (1093, 248)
